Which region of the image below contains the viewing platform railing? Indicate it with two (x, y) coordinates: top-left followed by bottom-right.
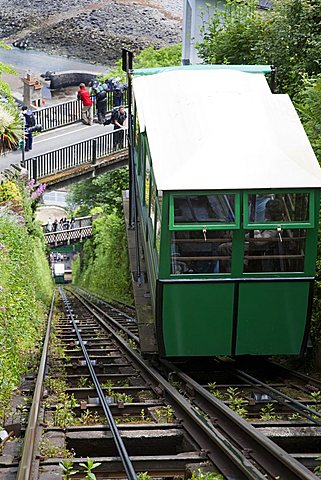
(43, 216), (94, 246)
(34, 90), (128, 132)
(22, 129), (128, 181)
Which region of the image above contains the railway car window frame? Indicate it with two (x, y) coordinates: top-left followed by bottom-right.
(169, 192), (240, 231)
(243, 191), (314, 229)
(242, 191), (313, 274)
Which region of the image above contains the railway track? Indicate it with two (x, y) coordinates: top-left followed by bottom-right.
(10, 287), (321, 479)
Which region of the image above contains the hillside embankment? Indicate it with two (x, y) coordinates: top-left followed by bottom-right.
(0, 0), (182, 65)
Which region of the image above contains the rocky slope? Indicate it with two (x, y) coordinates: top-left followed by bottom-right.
(0, 0), (183, 65)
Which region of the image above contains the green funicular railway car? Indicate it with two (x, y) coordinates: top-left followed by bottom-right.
(131, 65), (321, 357)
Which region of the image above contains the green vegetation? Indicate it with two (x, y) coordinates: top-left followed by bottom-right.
(0, 42), (22, 153)
(79, 457), (101, 480)
(0, 177), (53, 422)
(0, 105), (22, 154)
(69, 167), (132, 303)
(72, 211), (132, 303)
(259, 403), (281, 421)
(102, 43), (182, 82)
(314, 456), (321, 477)
(67, 168), (128, 217)
(190, 469), (224, 480)
(197, 0), (321, 96)
(226, 387), (248, 418)
(59, 458), (101, 480)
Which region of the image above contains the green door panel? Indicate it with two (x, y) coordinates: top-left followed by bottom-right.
(162, 283), (234, 356)
(236, 282), (309, 355)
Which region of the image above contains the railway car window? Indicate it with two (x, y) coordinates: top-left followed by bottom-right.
(247, 193), (310, 224)
(244, 229), (306, 273)
(171, 230), (233, 274)
(173, 194), (235, 224)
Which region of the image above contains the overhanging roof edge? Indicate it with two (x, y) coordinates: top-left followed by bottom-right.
(133, 64), (273, 76)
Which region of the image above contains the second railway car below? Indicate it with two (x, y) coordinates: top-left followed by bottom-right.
(130, 65), (321, 357)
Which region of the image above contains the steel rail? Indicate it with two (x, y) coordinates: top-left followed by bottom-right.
(264, 359), (321, 389)
(161, 360), (317, 480)
(70, 288), (139, 343)
(228, 367), (321, 425)
(75, 286), (137, 321)
(70, 292), (282, 479)
(17, 292), (55, 480)
(59, 288), (137, 480)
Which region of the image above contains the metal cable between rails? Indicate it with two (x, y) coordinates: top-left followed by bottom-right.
(229, 367), (321, 426)
(161, 360), (318, 480)
(59, 287), (137, 480)
(70, 288), (139, 344)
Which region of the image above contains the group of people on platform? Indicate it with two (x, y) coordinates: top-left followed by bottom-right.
(49, 251), (68, 263)
(21, 78), (127, 154)
(77, 80), (127, 149)
(46, 216), (76, 233)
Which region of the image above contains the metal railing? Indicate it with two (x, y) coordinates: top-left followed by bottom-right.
(34, 90), (128, 132)
(42, 215), (93, 233)
(22, 129), (128, 181)
(44, 226), (93, 246)
(34, 100), (82, 131)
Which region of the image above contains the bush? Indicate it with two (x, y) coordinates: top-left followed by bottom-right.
(73, 212), (133, 304)
(0, 213), (53, 418)
(0, 176), (53, 420)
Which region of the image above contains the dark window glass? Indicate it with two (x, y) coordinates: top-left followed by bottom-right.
(171, 230), (233, 274)
(248, 193), (309, 224)
(244, 229), (306, 273)
(174, 195), (235, 224)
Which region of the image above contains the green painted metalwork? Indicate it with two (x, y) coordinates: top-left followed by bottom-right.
(236, 281), (310, 355)
(169, 192), (241, 230)
(133, 65), (272, 77)
(243, 191), (315, 229)
(51, 244), (81, 253)
(162, 282), (234, 356)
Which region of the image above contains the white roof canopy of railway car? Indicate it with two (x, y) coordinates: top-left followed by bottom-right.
(133, 69), (321, 191)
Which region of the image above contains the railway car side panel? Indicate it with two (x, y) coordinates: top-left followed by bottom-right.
(161, 282), (234, 356)
(236, 281), (310, 355)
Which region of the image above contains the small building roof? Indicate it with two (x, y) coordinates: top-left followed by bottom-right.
(133, 68), (321, 191)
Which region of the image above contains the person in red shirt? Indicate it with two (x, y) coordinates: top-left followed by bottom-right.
(77, 83), (93, 125)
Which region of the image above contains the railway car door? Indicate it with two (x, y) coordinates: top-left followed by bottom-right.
(236, 191), (317, 355)
(162, 192), (240, 356)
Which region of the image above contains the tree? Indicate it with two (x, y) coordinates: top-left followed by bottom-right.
(197, 0), (321, 96)
(67, 167), (129, 216)
(295, 75), (321, 162)
(197, 0), (269, 65)
(101, 44), (182, 83)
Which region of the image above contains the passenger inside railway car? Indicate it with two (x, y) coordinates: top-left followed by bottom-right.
(170, 193), (308, 274)
(245, 193), (308, 273)
(171, 194), (234, 274)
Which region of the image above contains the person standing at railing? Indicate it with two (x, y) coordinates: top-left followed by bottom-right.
(112, 105), (127, 150)
(21, 106), (36, 151)
(77, 83), (93, 126)
(47, 217), (52, 233)
(90, 81), (108, 124)
(70, 215), (76, 229)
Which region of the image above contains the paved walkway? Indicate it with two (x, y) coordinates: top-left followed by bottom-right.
(0, 121), (113, 172)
